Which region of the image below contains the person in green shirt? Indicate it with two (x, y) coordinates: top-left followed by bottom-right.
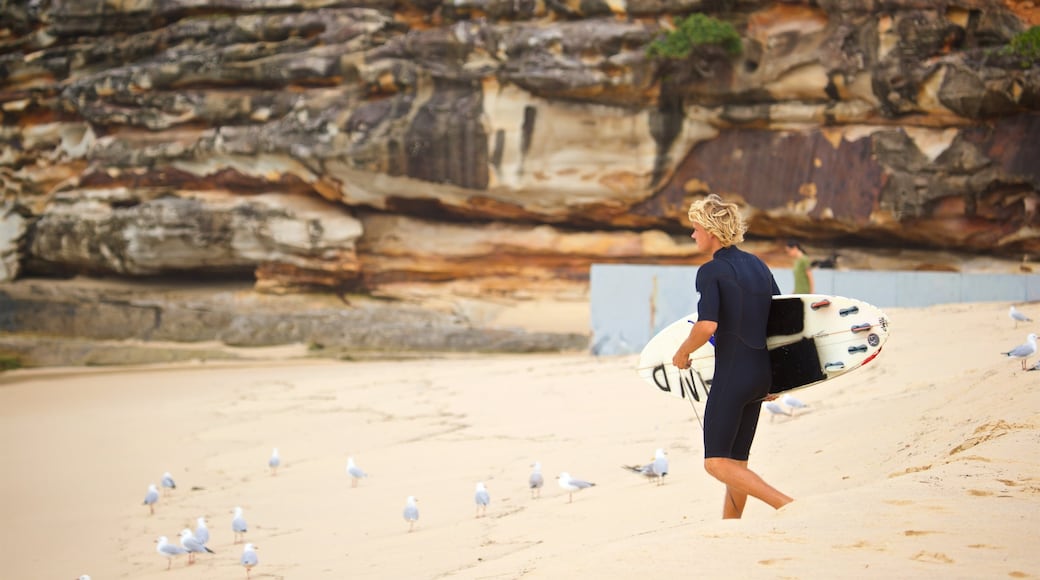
(785, 239), (814, 294)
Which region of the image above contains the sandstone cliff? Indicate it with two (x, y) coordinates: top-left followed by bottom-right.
(4, 1), (1039, 293)
(1, 1), (1039, 362)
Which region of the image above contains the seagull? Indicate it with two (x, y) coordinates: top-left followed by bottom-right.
(529, 462), (544, 498)
(1010, 305), (1033, 327)
(194, 516), (210, 546)
(1002, 333), (1038, 370)
(347, 456), (367, 488)
(1029, 359), (1040, 371)
(143, 483), (159, 515)
(269, 448), (280, 476)
(179, 528), (215, 565)
(764, 401), (790, 422)
(160, 472), (176, 495)
(474, 482), (490, 518)
(155, 535), (188, 570)
(241, 543), (259, 579)
(403, 496), (419, 532)
(622, 448), (669, 486)
(231, 506), (248, 543)
(781, 393), (809, 415)
(556, 472), (596, 503)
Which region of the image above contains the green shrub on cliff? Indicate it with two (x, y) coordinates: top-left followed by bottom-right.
(647, 13), (743, 60)
(1001, 25), (1040, 67)
(0, 355), (22, 371)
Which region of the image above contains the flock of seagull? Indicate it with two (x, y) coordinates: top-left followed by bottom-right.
(93, 362), (829, 578)
(135, 450), (375, 575)
(112, 446), (671, 576)
(140, 469), (259, 577)
(1004, 305), (1039, 370)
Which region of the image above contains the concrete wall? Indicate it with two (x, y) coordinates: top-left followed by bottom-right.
(590, 264), (1040, 356)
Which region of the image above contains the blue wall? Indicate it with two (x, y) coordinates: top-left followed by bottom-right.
(590, 264), (1040, 356)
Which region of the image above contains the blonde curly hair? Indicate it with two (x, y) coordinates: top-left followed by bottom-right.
(687, 193), (747, 247)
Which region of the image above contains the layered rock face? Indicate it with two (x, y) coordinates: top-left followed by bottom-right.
(2, 0), (1039, 298)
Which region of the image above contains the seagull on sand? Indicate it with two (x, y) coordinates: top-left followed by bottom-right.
(474, 482), (490, 517)
(268, 448), (280, 475)
(1002, 333), (1038, 370)
(231, 506), (248, 543)
(143, 483), (159, 515)
(347, 456), (367, 487)
(781, 393), (810, 415)
(160, 472), (176, 495)
(557, 472), (596, 503)
(529, 462), (544, 498)
(179, 528), (215, 564)
(764, 401), (791, 422)
(1010, 305), (1033, 328)
(194, 516), (210, 546)
(241, 543), (259, 579)
(623, 448), (669, 486)
(403, 496), (419, 532)
(155, 536), (188, 570)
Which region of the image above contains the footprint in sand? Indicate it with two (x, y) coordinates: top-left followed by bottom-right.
(911, 551), (954, 564)
(835, 540), (886, 552)
(757, 557), (795, 566)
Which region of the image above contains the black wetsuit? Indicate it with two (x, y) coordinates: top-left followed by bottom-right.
(696, 246), (780, 460)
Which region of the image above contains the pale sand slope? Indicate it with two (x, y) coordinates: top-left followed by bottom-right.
(1, 302), (1039, 579)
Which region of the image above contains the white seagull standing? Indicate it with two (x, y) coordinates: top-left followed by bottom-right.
(347, 456), (367, 488)
(194, 516), (210, 546)
(556, 472), (596, 503)
(143, 483), (159, 515)
(403, 496), (419, 532)
(528, 462), (544, 498)
(231, 506), (248, 544)
(240, 543), (259, 579)
(1010, 305), (1033, 328)
(474, 482), (490, 517)
(1002, 333), (1038, 370)
(179, 528), (214, 565)
(764, 401), (791, 422)
(268, 448), (280, 476)
(781, 393), (810, 416)
(160, 472), (176, 495)
(623, 448), (669, 486)
(155, 535), (188, 570)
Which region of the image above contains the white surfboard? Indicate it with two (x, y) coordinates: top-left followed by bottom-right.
(636, 294), (890, 405)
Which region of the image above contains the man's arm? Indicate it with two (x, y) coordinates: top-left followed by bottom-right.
(672, 320), (718, 369)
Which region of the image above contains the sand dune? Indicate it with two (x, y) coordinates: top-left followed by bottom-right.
(1, 301), (1038, 578)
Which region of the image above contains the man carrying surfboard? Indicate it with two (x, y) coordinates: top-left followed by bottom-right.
(671, 194), (794, 519)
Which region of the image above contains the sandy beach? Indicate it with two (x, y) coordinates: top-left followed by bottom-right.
(2, 300), (1039, 579)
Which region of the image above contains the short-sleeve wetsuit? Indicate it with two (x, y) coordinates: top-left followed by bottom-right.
(695, 246), (780, 460)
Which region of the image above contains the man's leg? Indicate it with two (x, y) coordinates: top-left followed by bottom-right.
(723, 483), (749, 519)
(705, 457), (792, 517)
